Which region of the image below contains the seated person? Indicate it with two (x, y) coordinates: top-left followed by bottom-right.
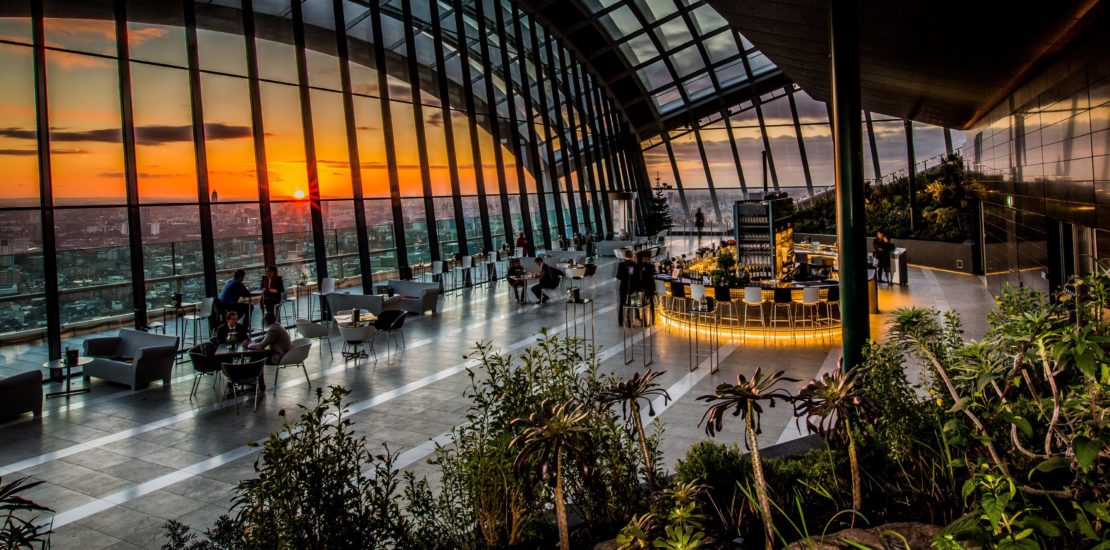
(259, 265), (285, 318)
(506, 258), (528, 301)
(212, 310), (251, 348)
(249, 312), (292, 365)
(530, 257), (562, 304)
(220, 269), (254, 325)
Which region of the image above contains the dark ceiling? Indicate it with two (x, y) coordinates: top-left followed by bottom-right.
(705, 0), (1106, 129)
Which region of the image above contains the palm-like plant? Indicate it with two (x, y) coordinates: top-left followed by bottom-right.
(1, 476), (53, 549)
(510, 398), (593, 550)
(599, 370), (672, 491)
(794, 362), (867, 518)
(698, 367), (797, 550)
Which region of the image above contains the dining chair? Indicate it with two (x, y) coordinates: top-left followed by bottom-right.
(221, 358), (267, 414)
(295, 319), (333, 358)
(272, 338), (312, 394)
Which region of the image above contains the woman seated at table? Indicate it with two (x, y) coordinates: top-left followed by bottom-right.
(212, 310), (251, 348)
(249, 312), (291, 364)
(259, 265), (285, 318)
(507, 258), (528, 301)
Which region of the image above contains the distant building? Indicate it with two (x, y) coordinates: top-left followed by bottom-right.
(211, 190), (219, 202)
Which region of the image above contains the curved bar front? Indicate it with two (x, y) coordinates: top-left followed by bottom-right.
(654, 277), (842, 343)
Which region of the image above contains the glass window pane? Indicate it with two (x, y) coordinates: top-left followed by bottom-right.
(0, 210), (46, 341)
(700, 127), (740, 189)
(352, 92), (390, 198)
(272, 200), (317, 281)
(401, 197), (430, 265)
(46, 50), (126, 205)
(126, 0), (187, 67)
(451, 110), (478, 195)
(637, 59), (672, 91)
(0, 43), (38, 207)
(260, 82), (308, 200)
(311, 89), (353, 199)
(55, 207), (133, 329)
(196, 2), (248, 76)
(668, 130), (705, 188)
(688, 5), (726, 34)
(0, 8), (32, 46)
(794, 91), (834, 190)
(44, 2), (115, 56)
(598, 6), (639, 40)
(140, 205), (204, 337)
(201, 73), (258, 201)
(322, 200), (363, 288)
(364, 198), (397, 277)
(433, 197), (458, 258)
(132, 64), (198, 203)
(760, 94), (805, 189)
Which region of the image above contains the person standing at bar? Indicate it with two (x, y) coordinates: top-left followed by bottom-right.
(873, 231), (892, 285)
(694, 208), (705, 244)
(616, 249), (636, 326)
(259, 265), (285, 319)
(636, 250), (657, 326)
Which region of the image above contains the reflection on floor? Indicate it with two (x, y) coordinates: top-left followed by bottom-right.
(0, 251), (994, 549)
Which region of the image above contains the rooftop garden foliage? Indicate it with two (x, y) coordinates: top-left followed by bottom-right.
(161, 269), (1110, 549)
(793, 153), (974, 243)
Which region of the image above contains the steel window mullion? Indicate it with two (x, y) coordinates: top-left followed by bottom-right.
(524, 17), (567, 239)
(368, 1), (408, 268)
(661, 133), (691, 219)
(539, 34), (580, 233)
(400, 0), (441, 262)
(721, 108), (748, 196)
(691, 125), (723, 222)
(291, 0), (329, 282)
(332, 0), (373, 292)
(553, 44), (594, 233)
(741, 53), (779, 191)
(491, 2), (539, 251)
(567, 55), (606, 235)
(113, 0), (148, 329)
(183, 0), (218, 299)
(429, 0), (469, 257)
(864, 111), (881, 183)
(452, 0), (493, 252)
(472, 0), (514, 246)
(242, 0), (277, 268)
(508, 3), (553, 249)
(31, 0), (61, 360)
(786, 86), (815, 195)
(582, 73), (615, 233)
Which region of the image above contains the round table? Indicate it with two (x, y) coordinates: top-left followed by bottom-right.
(43, 356), (93, 398)
(333, 309), (377, 327)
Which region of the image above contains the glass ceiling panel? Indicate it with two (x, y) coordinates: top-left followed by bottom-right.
(653, 16), (689, 51)
(688, 4), (727, 34)
(672, 44), (703, 78)
(598, 5), (640, 40)
(618, 33), (660, 66)
(636, 59), (671, 90)
(704, 31), (739, 64)
(633, 0), (678, 23)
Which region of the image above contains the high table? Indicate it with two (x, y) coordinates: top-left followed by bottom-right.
(563, 297), (595, 363)
(621, 302), (653, 367)
(687, 303), (720, 373)
(43, 356), (93, 398)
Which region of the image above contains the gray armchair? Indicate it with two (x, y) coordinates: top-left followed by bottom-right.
(385, 280), (441, 315)
(0, 370), (43, 420)
(83, 329), (180, 390)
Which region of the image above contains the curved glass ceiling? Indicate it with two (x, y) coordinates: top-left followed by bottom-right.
(573, 0), (778, 116)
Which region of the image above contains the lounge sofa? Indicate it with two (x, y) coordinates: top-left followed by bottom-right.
(0, 370), (42, 420)
(83, 329), (179, 390)
(326, 292), (403, 316)
(385, 279), (441, 315)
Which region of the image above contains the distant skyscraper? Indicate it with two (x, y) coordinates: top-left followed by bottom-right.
(211, 190), (219, 202)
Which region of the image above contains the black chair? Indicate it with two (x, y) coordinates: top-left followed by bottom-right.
(374, 309), (409, 353)
(220, 358), (266, 414)
(770, 287), (796, 342)
(187, 342), (221, 399)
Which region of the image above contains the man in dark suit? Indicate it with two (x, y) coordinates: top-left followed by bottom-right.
(530, 257), (562, 303)
(212, 310), (251, 348)
(220, 269), (254, 326)
(616, 249), (636, 326)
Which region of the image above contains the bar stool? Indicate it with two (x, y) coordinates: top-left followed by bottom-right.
(670, 281), (690, 324)
(689, 283), (707, 312)
(770, 287), (796, 344)
(714, 286), (739, 329)
(654, 279), (669, 312)
(428, 260), (446, 291)
(453, 256), (472, 289)
(309, 277), (335, 322)
(794, 286), (823, 345)
(183, 297), (215, 347)
(741, 286), (766, 344)
(819, 286), (841, 326)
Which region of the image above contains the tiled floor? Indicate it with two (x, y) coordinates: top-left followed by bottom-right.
(0, 241), (995, 549)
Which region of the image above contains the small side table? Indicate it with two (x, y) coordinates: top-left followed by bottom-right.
(622, 303), (654, 367)
(563, 298), (595, 363)
(43, 357), (93, 398)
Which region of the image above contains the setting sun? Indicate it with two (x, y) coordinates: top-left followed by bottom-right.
(293, 189), (306, 199)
